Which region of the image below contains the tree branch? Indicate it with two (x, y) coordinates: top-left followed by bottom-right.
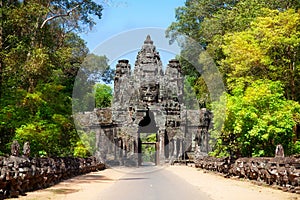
(40, 5), (80, 29)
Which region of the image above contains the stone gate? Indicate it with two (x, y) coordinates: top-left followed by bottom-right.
(75, 35), (212, 166)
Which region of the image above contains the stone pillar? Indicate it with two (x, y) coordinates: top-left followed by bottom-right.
(118, 138), (123, 165)
(122, 124), (139, 166)
(155, 110), (166, 165)
(113, 137), (117, 160)
(159, 129), (165, 165)
(168, 139), (173, 159)
(94, 127), (106, 163)
(95, 128), (100, 151)
(178, 138), (183, 159)
(106, 132), (111, 155)
(119, 138), (124, 165)
(173, 138), (177, 159)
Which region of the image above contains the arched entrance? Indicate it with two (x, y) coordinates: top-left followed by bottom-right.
(137, 108), (159, 166)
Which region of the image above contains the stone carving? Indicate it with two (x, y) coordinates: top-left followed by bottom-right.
(275, 144), (284, 157)
(11, 140), (20, 156)
(0, 155), (105, 198)
(114, 59), (131, 84)
(166, 120), (176, 127)
(139, 82), (159, 103)
(194, 108), (212, 154)
(23, 141), (30, 157)
(137, 35), (161, 65)
(168, 59), (181, 71)
(76, 35), (210, 166)
(199, 108), (211, 127)
(111, 35), (188, 164)
(95, 108), (112, 125)
(195, 156), (300, 193)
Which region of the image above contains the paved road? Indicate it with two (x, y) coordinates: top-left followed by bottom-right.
(97, 166), (212, 200)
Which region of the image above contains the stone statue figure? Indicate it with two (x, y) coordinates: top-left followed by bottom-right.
(139, 82), (159, 103)
(11, 140), (20, 156)
(194, 128), (205, 147)
(194, 108), (212, 154)
(275, 144), (284, 157)
(199, 108), (211, 127)
(23, 141), (30, 157)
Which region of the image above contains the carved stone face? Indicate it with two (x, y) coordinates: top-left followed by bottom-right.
(139, 83), (159, 103)
(167, 120), (175, 127)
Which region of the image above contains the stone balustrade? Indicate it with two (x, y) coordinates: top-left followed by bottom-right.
(0, 156), (105, 199)
(194, 155), (300, 193)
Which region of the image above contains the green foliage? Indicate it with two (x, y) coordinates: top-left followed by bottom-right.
(94, 83), (113, 108)
(72, 54), (113, 112)
(221, 9), (300, 100)
(168, 0), (300, 158)
(0, 0), (106, 157)
(73, 142), (90, 158)
(212, 80), (300, 157)
(141, 133), (156, 163)
(15, 122), (58, 157)
(183, 77), (199, 109)
(167, 1), (300, 98)
(73, 131), (95, 158)
(292, 141), (300, 155)
(81, 54), (114, 84)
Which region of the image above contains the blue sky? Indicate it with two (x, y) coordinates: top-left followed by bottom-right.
(80, 0), (186, 67)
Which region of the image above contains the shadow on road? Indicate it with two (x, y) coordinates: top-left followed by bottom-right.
(119, 177), (148, 181)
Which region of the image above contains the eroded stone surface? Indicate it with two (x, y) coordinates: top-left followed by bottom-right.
(75, 35), (212, 166)
(194, 155), (300, 193)
(0, 152), (104, 198)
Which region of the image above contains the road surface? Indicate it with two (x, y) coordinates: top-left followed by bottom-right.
(16, 165), (299, 200)
(97, 165), (211, 200)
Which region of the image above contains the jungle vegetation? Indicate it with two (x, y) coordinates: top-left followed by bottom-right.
(167, 0), (300, 157)
(0, 0), (113, 157)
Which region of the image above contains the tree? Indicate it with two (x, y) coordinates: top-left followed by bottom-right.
(73, 130), (96, 158)
(167, 1), (300, 157)
(80, 54), (114, 84)
(141, 133), (156, 163)
(0, 0), (105, 155)
(94, 83), (113, 108)
(166, 0), (263, 106)
(221, 9), (300, 100)
(183, 77), (199, 109)
(72, 54), (113, 112)
(167, 0), (300, 56)
(167, 0), (300, 94)
(209, 9), (300, 157)
(166, 0), (218, 82)
(211, 80), (300, 157)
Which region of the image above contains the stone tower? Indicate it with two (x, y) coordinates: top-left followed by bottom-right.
(75, 35), (211, 167)
(111, 35), (188, 165)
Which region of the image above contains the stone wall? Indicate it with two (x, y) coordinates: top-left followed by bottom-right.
(0, 156), (105, 199)
(194, 156), (300, 193)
